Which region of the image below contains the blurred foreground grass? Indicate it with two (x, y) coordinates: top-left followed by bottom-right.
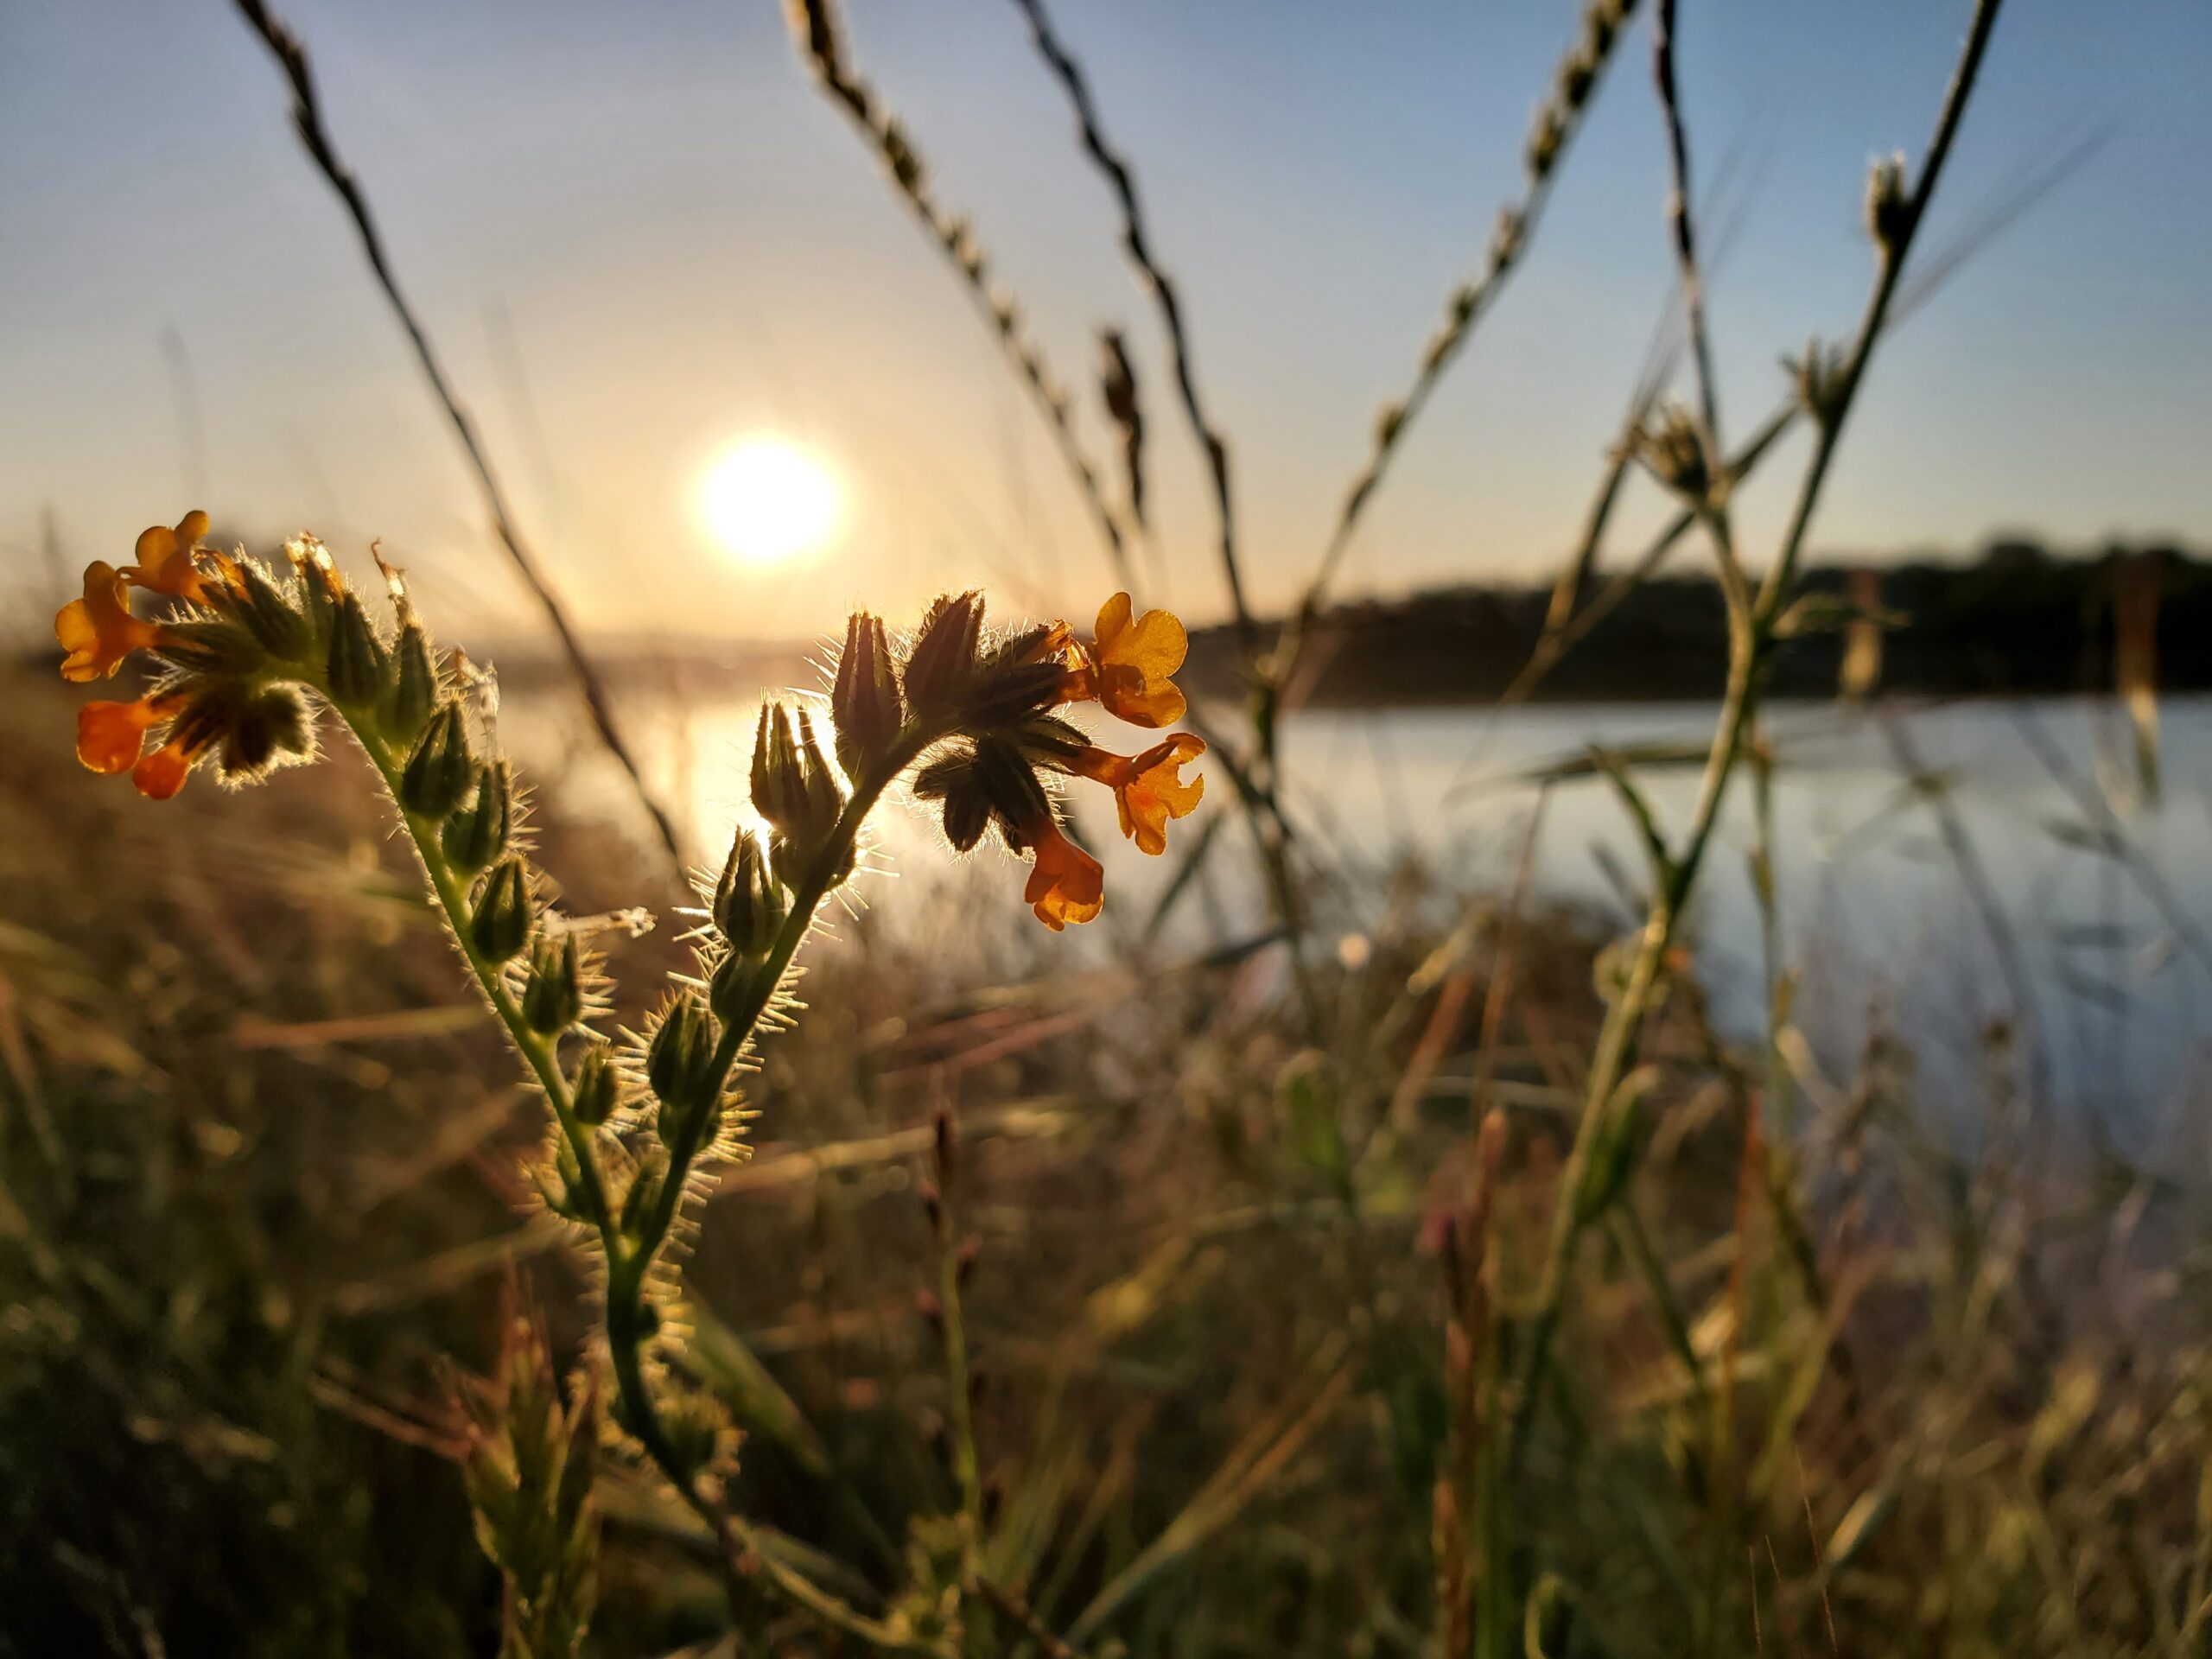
(8, 662), (2212, 1656)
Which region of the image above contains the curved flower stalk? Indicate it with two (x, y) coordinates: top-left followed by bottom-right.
(53, 517), (1199, 1649)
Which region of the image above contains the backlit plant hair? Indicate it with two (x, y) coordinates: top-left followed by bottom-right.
(53, 519), (1205, 1648)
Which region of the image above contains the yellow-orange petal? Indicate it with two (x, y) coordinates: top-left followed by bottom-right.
(125, 511), (213, 601)
(1023, 824), (1104, 931)
(56, 563), (161, 682)
(1095, 592), (1135, 651)
(1116, 734), (1206, 855)
(1096, 594), (1188, 680)
(131, 741), (193, 801)
(1097, 671), (1187, 729)
(78, 699), (162, 774)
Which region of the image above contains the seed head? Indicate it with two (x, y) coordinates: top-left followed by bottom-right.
(1866, 151), (1914, 256)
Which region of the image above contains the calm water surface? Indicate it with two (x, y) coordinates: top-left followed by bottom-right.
(510, 690), (2212, 1135)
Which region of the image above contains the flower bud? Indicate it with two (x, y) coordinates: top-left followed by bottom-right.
(751, 703), (849, 885)
(645, 990), (718, 1116)
(901, 591), (984, 715)
(543, 1138), (586, 1220)
(442, 760), (512, 874)
(712, 830), (786, 958)
(326, 592), (390, 709)
(226, 559), (312, 659)
(1633, 404), (1713, 503)
(749, 702), (809, 836)
(522, 933), (582, 1033)
(960, 660), (1067, 728)
(217, 684), (315, 780)
(400, 702), (475, 819)
(974, 736), (1052, 846)
(913, 747), (989, 852)
(470, 856), (533, 964)
(619, 1148), (668, 1242)
(382, 623), (439, 743)
(707, 950), (759, 1024)
(289, 536), (344, 635)
(569, 1041), (621, 1125)
(832, 610), (905, 779)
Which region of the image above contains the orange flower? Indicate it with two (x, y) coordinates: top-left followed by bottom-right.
(55, 563), (165, 682)
(132, 738), (199, 801)
(1071, 734), (1206, 856)
(1023, 820), (1104, 931)
(77, 693), (187, 775)
(1060, 593), (1189, 728)
(124, 510), (214, 602)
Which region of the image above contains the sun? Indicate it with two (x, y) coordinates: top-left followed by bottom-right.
(698, 438), (842, 566)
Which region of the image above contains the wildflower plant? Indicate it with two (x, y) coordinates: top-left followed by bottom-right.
(52, 519), (1202, 1646)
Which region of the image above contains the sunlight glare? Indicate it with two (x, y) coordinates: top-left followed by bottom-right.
(698, 438), (842, 566)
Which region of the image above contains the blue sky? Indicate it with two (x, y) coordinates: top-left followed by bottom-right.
(2, 0), (2207, 640)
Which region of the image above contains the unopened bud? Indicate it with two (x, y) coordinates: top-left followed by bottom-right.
(620, 1149), (668, 1241)
(914, 747), (989, 852)
(216, 684), (314, 779)
(442, 760), (512, 873)
(522, 932), (582, 1033)
(229, 560), (311, 659)
(712, 830), (786, 958)
(974, 737), (1051, 846)
(645, 990), (719, 1116)
(749, 702), (810, 836)
(901, 591), (984, 715)
(470, 856), (532, 964)
(400, 702), (476, 820)
(570, 1041), (621, 1125)
(832, 610), (905, 779)
(382, 623), (438, 743)
(289, 537), (343, 635)
(326, 593), (389, 709)
(916, 1289), (944, 1334)
(955, 1234), (981, 1288)
(708, 950), (760, 1023)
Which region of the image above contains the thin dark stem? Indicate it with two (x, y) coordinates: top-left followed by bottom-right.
(228, 0), (686, 874)
(1009, 0), (1253, 658)
(1652, 0), (1723, 451)
(785, 0), (1135, 593)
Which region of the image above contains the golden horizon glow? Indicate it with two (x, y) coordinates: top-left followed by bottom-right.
(698, 438), (842, 566)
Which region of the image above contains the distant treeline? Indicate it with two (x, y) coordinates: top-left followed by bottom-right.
(1184, 538), (2207, 705)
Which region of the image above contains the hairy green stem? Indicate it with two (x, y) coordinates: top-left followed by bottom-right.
(342, 693), (947, 1653)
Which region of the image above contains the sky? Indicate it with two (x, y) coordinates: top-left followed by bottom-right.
(2, 0), (2209, 644)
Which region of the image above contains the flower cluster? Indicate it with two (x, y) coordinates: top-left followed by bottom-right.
(54, 518), (1206, 937)
(903, 588), (1205, 929)
(55, 511), (329, 799)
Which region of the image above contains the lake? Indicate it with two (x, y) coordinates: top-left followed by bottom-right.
(506, 688), (2212, 1140)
